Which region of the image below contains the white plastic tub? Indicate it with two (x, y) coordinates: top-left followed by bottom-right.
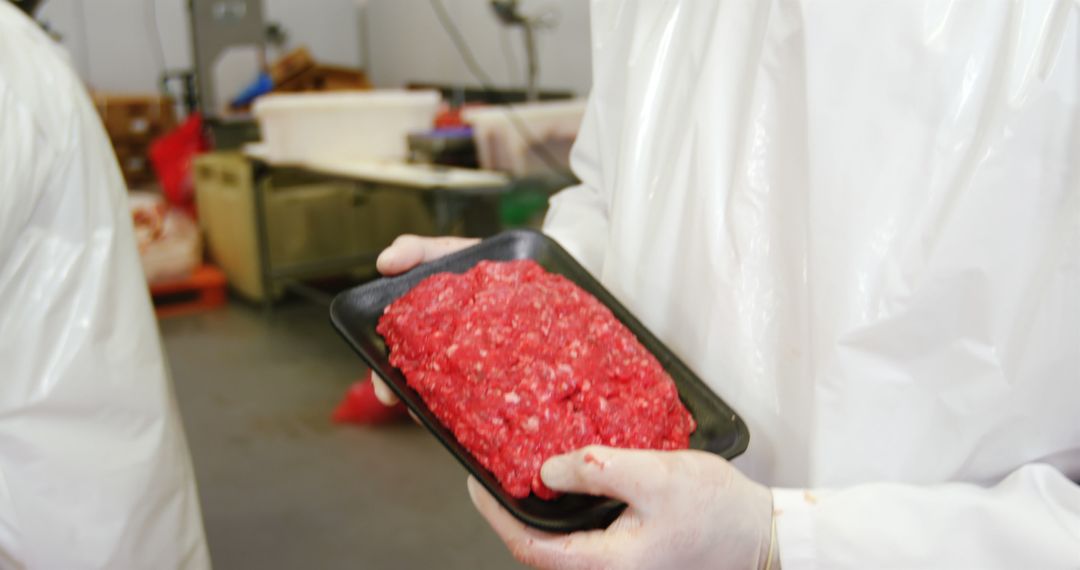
(253, 90), (440, 164)
(463, 100), (587, 177)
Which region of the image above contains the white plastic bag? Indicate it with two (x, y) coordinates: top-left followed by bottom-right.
(0, 4), (209, 568)
(130, 192), (202, 284)
(543, 1), (1079, 567)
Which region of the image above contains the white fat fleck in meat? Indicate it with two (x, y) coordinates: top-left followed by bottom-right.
(504, 391), (521, 404)
(446, 344), (459, 356)
(556, 364), (573, 376)
(522, 416), (540, 432)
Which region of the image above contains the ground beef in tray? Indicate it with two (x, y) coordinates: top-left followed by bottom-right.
(377, 259), (696, 499)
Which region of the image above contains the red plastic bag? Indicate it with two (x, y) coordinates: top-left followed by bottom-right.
(332, 377), (408, 425)
(149, 113), (207, 216)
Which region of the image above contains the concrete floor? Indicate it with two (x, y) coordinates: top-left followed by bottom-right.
(160, 300), (522, 569)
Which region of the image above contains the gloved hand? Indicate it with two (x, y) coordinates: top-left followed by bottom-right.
(468, 445), (778, 570)
(367, 236), (779, 570)
(369, 234), (479, 405)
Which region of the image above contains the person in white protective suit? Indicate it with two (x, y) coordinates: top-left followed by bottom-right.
(0, 4), (210, 569)
(372, 1), (1080, 568)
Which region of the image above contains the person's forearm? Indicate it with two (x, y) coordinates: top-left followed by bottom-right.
(540, 92), (610, 275)
(542, 183), (610, 275)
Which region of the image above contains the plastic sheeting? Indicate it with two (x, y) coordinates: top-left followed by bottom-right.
(543, 1), (1079, 567)
(0, 4), (209, 568)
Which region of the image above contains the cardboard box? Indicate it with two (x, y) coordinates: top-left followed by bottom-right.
(93, 93), (176, 143)
(269, 46), (315, 84)
(274, 65), (371, 93)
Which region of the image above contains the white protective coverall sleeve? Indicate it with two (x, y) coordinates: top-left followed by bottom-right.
(542, 94), (610, 275)
(0, 5), (210, 569)
(773, 463), (1080, 569)
(543, 1), (1080, 568)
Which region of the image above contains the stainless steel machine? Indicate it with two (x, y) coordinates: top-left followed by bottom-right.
(187, 0), (265, 148)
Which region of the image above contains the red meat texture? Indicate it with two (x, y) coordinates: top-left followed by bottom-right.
(377, 260), (696, 499)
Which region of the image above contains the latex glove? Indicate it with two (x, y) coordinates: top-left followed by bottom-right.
(370, 234), (479, 406)
(468, 445), (778, 570)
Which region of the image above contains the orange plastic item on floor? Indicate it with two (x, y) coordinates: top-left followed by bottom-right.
(150, 264), (227, 318)
(332, 378), (408, 425)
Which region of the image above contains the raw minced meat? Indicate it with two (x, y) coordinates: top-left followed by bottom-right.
(377, 259), (696, 499)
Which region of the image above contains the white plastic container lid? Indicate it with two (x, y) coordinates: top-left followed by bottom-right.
(253, 90), (440, 115)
